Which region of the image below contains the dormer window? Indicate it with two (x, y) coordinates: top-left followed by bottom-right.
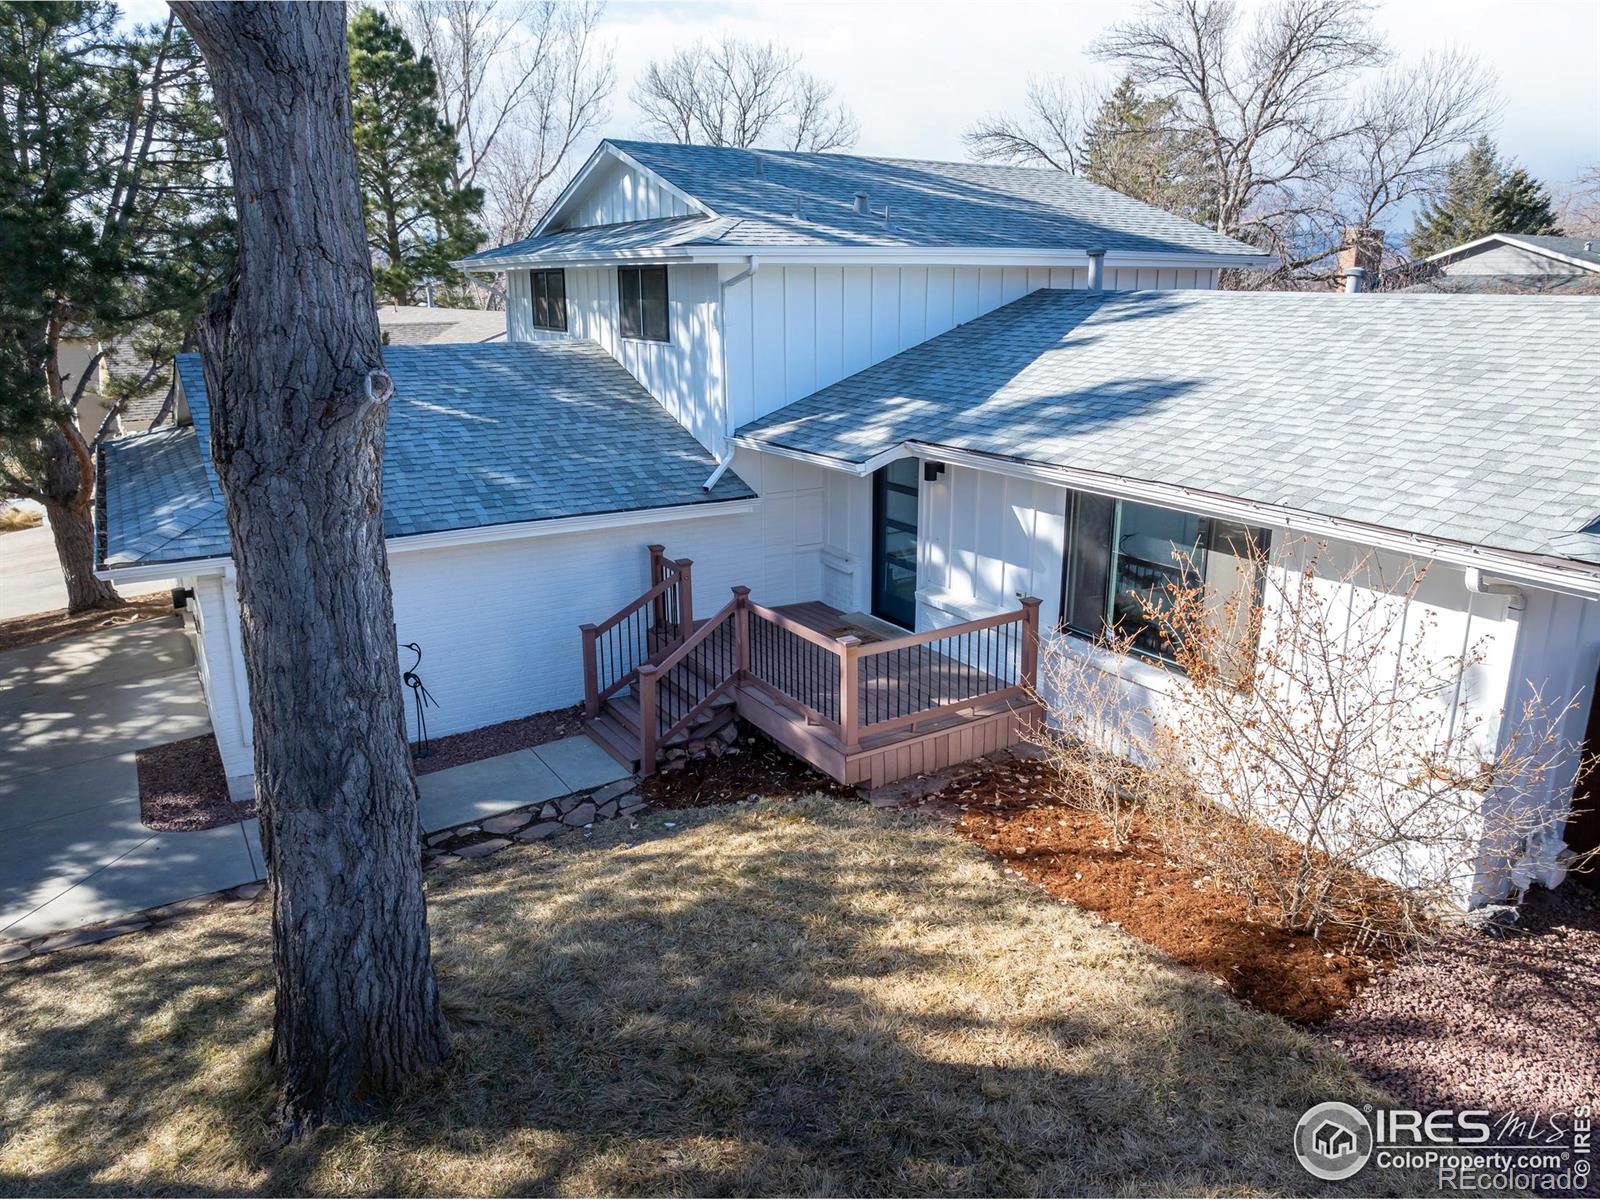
(619, 265), (670, 343)
(530, 269), (567, 332)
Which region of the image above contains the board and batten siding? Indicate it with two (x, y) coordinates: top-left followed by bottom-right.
(508, 263), (724, 452)
(721, 263), (1217, 432)
(506, 261), (1218, 455)
(554, 154), (697, 229)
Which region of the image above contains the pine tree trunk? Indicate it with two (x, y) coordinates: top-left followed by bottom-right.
(43, 498), (122, 612)
(171, 0), (448, 1137)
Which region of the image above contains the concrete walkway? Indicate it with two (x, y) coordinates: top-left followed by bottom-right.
(0, 615), (631, 940)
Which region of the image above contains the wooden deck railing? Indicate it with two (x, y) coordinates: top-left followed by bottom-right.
(638, 589), (744, 769)
(580, 545), (693, 718)
(587, 544), (1043, 775)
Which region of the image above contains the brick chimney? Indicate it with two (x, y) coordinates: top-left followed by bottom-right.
(1337, 227), (1384, 292)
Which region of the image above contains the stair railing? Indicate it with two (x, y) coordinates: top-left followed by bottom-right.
(579, 545), (694, 718)
(637, 587), (746, 774)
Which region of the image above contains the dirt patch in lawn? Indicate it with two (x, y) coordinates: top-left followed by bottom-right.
(0, 798), (1434, 1197)
(0, 592), (171, 655)
(940, 756), (1390, 1024)
(411, 704), (586, 776)
(639, 728), (856, 808)
(136, 733), (254, 832)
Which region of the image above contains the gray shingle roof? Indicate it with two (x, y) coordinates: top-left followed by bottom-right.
(739, 289), (1600, 567)
(1494, 235), (1600, 269)
(100, 425), (229, 567)
(465, 139), (1266, 264)
(100, 341), (753, 569)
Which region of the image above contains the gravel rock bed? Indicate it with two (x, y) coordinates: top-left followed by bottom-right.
(1319, 883), (1600, 1121)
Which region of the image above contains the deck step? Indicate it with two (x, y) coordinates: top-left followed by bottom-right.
(585, 711), (641, 771)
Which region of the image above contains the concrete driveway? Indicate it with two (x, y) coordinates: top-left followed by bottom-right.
(1, 522), (172, 620)
(0, 616), (261, 939)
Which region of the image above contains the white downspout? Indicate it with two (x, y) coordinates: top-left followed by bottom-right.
(703, 255), (759, 490)
(1464, 567), (1526, 610)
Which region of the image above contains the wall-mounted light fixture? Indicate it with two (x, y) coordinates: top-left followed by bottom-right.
(923, 461), (946, 483)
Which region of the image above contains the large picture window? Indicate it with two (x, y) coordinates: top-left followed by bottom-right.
(530, 269), (567, 331)
(1061, 492), (1269, 669)
(618, 265), (669, 342)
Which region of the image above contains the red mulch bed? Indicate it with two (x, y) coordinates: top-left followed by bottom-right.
(412, 705), (587, 775)
(938, 756), (1392, 1023)
(137, 733), (255, 832)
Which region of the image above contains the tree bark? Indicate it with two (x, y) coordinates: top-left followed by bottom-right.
(170, 0), (448, 1137)
(44, 498), (121, 612)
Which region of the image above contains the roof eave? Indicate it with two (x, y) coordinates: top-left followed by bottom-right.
(733, 434), (1600, 598)
(459, 244), (1277, 272)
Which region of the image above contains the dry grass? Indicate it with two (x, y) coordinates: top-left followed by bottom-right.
(0, 505), (42, 533)
(0, 798), (1436, 1196)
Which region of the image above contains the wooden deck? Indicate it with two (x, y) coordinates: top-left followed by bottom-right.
(582, 549), (1042, 790)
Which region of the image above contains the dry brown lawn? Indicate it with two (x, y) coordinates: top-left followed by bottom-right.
(0, 798), (1435, 1197)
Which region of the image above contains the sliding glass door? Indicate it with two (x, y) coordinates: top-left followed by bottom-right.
(871, 459), (920, 629)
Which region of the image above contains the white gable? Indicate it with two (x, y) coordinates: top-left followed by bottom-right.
(547, 147), (705, 232)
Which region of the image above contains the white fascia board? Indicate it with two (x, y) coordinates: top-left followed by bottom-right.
(733, 436), (901, 477)
(95, 499), (759, 582)
(908, 442), (1600, 599)
(459, 247), (705, 273)
(529, 142), (714, 241)
(95, 555), (231, 584)
(384, 498), (758, 555)
(1422, 233), (1600, 274)
(685, 244), (1275, 270)
(737, 434), (1600, 598)
(461, 244), (1275, 274)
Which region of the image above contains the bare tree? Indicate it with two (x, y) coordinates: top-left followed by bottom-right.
(632, 35), (857, 152)
(171, 0), (448, 1137)
(967, 0), (1498, 284)
(390, 0), (614, 302)
(1556, 165), (1600, 237)
(965, 76), (1100, 173)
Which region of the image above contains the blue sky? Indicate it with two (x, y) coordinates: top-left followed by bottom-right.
(128, 0), (1600, 202)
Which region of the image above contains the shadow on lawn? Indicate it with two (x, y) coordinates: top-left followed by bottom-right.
(0, 800), (1415, 1197)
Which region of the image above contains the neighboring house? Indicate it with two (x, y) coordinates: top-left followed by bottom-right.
(376, 304), (507, 345)
(59, 337), (170, 441)
(95, 139), (1600, 907)
(1404, 233), (1600, 294)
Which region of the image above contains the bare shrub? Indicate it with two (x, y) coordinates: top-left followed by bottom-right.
(1031, 623), (1179, 849)
(1036, 534), (1593, 945)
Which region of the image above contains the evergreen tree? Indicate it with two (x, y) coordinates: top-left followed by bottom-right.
(349, 8), (482, 307)
(1488, 167), (1560, 238)
(1081, 76), (1216, 227)
(0, 2), (232, 610)
(1410, 137), (1560, 258)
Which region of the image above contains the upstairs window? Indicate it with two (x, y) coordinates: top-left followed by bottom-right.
(530, 269), (567, 331)
(618, 265), (669, 342)
(1061, 492), (1269, 672)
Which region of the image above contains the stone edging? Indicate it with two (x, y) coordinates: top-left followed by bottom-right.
(0, 776), (649, 968)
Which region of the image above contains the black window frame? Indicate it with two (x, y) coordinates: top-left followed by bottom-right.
(529, 268), (567, 332)
(618, 265), (670, 343)
(1059, 490), (1270, 673)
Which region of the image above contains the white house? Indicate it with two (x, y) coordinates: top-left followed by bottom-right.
(95, 140), (1600, 906)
